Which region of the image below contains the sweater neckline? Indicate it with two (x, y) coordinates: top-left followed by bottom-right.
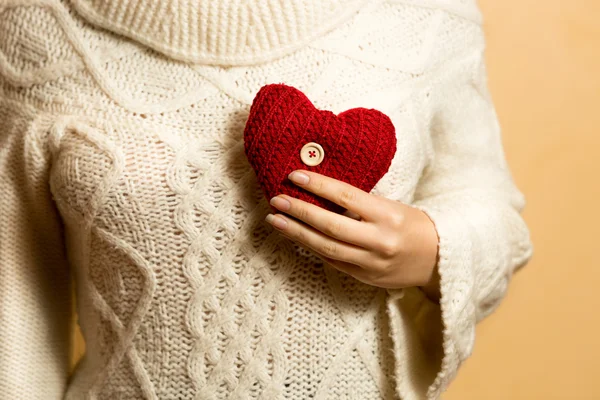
(68, 0), (372, 66)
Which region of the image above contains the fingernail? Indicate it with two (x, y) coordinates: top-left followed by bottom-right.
(289, 171), (309, 185)
(270, 196), (291, 211)
(266, 213), (287, 230)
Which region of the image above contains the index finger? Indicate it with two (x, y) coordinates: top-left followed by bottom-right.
(287, 169), (383, 221)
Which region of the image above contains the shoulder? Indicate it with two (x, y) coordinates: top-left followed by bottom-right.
(0, 0), (132, 88)
(0, 0), (150, 131)
(385, 0), (483, 23)
(0, 1), (121, 154)
(309, 0), (486, 75)
(1, 1), (78, 87)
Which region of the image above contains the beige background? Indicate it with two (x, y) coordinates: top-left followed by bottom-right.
(70, 1), (600, 398)
(445, 0), (600, 399)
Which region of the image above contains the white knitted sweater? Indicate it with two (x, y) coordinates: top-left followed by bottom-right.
(0, 0), (534, 399)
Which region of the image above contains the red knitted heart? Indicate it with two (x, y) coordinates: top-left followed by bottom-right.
(243, 83), (397, 214)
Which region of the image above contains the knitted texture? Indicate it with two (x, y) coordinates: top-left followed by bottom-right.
(67, 0), (372, 65)
(244, 83), (397, 214)
(0, 0), (534, 399)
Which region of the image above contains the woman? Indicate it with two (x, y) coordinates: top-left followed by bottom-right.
(0, 0), (534, 398)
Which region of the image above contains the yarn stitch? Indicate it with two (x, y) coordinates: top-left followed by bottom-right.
(0, 0), (534, 399)
(243, 83), (397, 214)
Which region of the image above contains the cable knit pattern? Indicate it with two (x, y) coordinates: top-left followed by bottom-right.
(0, 0), (533, 399)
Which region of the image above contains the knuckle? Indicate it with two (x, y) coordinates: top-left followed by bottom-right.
(388, 212), (406, 229)
(314, 178), (326, 193)
(367, 264), (389, 285)
(379, 237), (402, 258)
(324, 220), (343, 237)
(338, 190), (357, 208)
(297, 206), (310, 221)
(373, 257), (390, 272)
(294, 229), (307, 242)
(320, 241), (338, 257)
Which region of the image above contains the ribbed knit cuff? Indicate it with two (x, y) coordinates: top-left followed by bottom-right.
(412, 201), (476, 399)
(385, 201), (476, 400)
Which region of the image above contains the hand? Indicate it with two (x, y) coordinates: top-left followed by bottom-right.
(265, 169), (441, 301)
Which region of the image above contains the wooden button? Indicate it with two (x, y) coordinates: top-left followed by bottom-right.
(300, 142), (324, 166)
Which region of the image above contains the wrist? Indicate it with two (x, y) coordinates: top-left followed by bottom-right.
(419, 259), (441, 303)
(417, 208), (441, 303)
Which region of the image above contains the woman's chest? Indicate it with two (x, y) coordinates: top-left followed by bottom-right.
(47, 32), (434, 231)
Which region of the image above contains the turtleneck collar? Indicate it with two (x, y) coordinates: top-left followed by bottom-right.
(68, 0), (373, 66)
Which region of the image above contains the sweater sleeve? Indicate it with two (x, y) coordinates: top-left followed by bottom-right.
(0, 106), (72, 398)
(384, 37), (534, 400)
